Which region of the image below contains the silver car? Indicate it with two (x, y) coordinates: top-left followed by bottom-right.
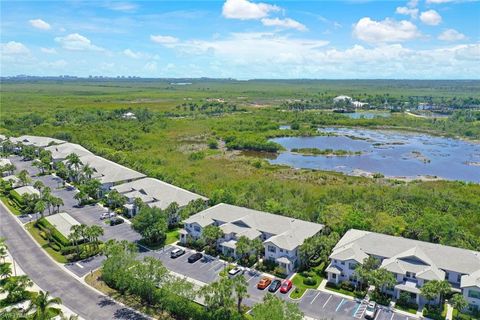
(365, 301), (377, 319)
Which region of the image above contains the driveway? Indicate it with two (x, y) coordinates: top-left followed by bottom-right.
(0, 201), (147, 320)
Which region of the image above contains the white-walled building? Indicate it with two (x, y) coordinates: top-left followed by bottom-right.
(182, 203), (324, 273)
(461, 270), (480, 312)
(326, 229), (480, 306)
(112, 177), (207, 217)
(10, 135), (65, 148)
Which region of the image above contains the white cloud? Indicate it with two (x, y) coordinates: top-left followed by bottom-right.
(222, 0), (280, 20)
(454, 44), (480, 61)
(261, 18), (307, 31)
(407, 0), (419, 7)
(123, 49), (149, 59)
(438, 29), (466, 41)
(1, 41), (30, 55)
(144, 61), (158, 72)
(103, 2), (138, 12)
(420, 10), (442, 26)
(40, 47), (57, 54)
(396, 6), (419, 18)
(353, 18), (420, 43)
(29, 19), (51, 30)
(426, 0), (455, 3)
(54, 33), (103, 51)
(150, 35), (179, 45)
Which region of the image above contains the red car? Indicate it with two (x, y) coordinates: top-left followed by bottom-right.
(280, 279), (292, 293)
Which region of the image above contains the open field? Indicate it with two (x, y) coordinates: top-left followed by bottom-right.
(1, 79), (480, 251)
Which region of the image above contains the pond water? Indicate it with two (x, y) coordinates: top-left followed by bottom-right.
(342, 112), (391, 119)
(268, 128), (480, 182)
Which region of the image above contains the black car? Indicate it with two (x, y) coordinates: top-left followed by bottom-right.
(110, 218), (124, 226)
(187, 252), (203, 263)
(268, 279), (281, 293)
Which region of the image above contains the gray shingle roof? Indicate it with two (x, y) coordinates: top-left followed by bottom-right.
(10, 135), (65, 148)
(45, 143), (93, 160)
(331, 229), (480, 276)
(461, 270), (480, 288)
(78, 155), (146, 185)
(185, 204), (324, 250)
(112, 177), (206, 209)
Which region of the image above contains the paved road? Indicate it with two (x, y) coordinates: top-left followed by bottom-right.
(0, 202), (148, 320)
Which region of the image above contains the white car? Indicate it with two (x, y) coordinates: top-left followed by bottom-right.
(100, 211), (115, 220)
(228, 266), (244, 277)
(365, 301), (377, 319)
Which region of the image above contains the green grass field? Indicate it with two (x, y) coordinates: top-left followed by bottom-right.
(1, 79), (480, 252)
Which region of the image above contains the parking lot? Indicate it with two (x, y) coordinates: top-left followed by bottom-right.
(7, 156), (418, 320)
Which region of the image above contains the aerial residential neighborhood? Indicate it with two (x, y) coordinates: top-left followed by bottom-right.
(1, 0), (480, 320)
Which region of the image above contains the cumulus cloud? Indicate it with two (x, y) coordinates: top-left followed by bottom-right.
(29, 19), (51, 30)
(222, 0), (280, 20)
(426, 0), (455, 3)
(420, 10), (442, 26)
(261, 18), (307, 31)
(396, 7), (419, 18)
(150, 35), (179, 45)
(438, 29), (466, 41)
(1, 41), (30, 55)
(353, 18), (420, 43)
(55, 33), (103, 51)
(40, 47), (57, 54)
(123, 49), (148, 59)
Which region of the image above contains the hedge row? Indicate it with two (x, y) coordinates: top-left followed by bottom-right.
(36, 218), (70, 247)
(9, 190), (25, 208)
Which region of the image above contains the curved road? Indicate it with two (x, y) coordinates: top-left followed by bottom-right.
(0, 202), (148, 320)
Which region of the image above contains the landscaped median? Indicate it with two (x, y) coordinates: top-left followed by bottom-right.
(289, 265), (325, 299)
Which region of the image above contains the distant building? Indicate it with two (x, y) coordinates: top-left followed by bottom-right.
(45, 142), (93, 162)
(333, 95), (352, 103)
(122, 112), (137, 120)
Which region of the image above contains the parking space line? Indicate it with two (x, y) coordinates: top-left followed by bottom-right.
(322, 295), (332, 308)
(390, 313), (394, 320)
(246, 274), (257, 282)
(335, 298), (345, 312)
(75, 263), (84, 269)
(353, 303), (361, 316)
(374, 310), (381, 320)
(310, 292), (320, 304)
(208, 261), (221, 271)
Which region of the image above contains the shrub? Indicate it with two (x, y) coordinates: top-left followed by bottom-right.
(36, 218), (70, 247)
(207, 139), (218, 149)
(189, 151), (205, 161)
(303, 277), (317, 286)
(340, 281), (355, 292)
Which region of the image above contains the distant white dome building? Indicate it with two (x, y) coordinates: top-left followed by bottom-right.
(333, 95), (352, 103)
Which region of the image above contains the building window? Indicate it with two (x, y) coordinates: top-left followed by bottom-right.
(457, 274), (462, 283)
(445, 271), (450, 281)
(279, 249), (283, 253)
(332, 274), (336, 279)
(340, 261), (345, 265)
(349, 263), (356, 270)
(194, 226), (201, 232)
(268, 245), (276, 253)
(468, 290), (480, 299)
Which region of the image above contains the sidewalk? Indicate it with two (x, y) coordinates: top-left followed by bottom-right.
(1, 250), (81, 319)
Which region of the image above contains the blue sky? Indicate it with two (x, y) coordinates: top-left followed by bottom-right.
(1, 0), (479, 79)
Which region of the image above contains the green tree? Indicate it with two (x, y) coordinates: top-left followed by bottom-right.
(370, 268), (396, 294)
(66, 153), (82, 182)
(201, 225), (224, 252)
(354, 256), (380, 289)
(299, 232), (339, 269)
(421, 280), (451, 304)
(199, 276), (237, 320)
(25, 290), (62, 320)
(251, 294), (303, 320)
(232, 274), (249, 314)
(235, 236), (252, 263)
(17, 170), (31, 187)
(0, 275), (33, 303)
(131, 206), (168, 245)
(106, 189), (126, 210)
(449, 293), (468, 312)
(0, 262), (12, 279)
(101, 240), (137, 293)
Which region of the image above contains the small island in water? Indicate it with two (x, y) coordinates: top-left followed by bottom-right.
(290, 148), (362, 156)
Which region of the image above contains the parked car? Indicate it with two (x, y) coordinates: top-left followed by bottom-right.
(100, 211), (115, 220)
(187, 252), (203, 263)
(280, 279), (292, 293)
(170, 248), (185, 259)
(228, 266), (244, 277)
(257, 277), (272, 290)
(268, 279), (281, 292)
(365, 301), (377, 319)
(110, 218), (124, 226)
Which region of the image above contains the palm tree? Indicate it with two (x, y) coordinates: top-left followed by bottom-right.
(69, 225), (82, 258)
(33, 180), (45, 192)
(74, 191), (87, 206)
(0, 237), (7, 263)
(0, 275), (33, 303)
(34, 200), (47, 219)
(88, 225), (104, 251)
(50, 197), (64, 213)
(17, 170), (31, 186)
(0, 262), (12, 279)
(25, 290), (62, 320)
(82, 164), (94, 181)
(232, 275), (249, 313)
(66, 153), (82, 182)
